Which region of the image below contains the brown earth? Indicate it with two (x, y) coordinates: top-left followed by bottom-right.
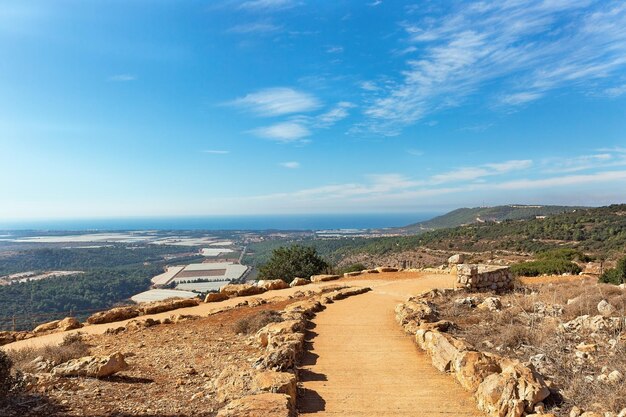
(299, 274), (484, 416)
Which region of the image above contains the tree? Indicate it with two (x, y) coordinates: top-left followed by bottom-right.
(599, 256), (626, 285)
(258, 245), (329, 283)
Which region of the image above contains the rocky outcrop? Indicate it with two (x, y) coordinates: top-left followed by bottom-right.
(205, 292), (230, 303)
(448, 254), (465, 264)
(457, 264), (514, 292)
(87, 306), (140, 325)
(51, 352), (128, 378)
(343, 271), (362, 277)
(217, 393), (293, 417)
(220, 284), (267, 297)
(258, 280), (290, 291)
(289, 277), (310, 287)
(138, 297), (199, 315)
(310, 274), (340, 282)
(33, 317), (82, 334)
(397, 292), (550, 417)
(375, 267), (398, 273)
(252, 371), (297, 408)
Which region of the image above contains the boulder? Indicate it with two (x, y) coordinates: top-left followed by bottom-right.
(205, 292), (229, 303)
(217, 393), (293, 417)
(343, 271), (362, 277)
(58, 317), (82, 331)
(87, 306), (140, 325)
(419, 331), (470, 372)
(478, 297), (503, 311)
(52, 352), (128, 378)
(395, 300), (438, 331)
(597, 300), (616, 317)
(289, 277), (310, 287)
(310, 274), (340, 282)
(220, 284), (266, 297)
(448, 254), (465, 264)
(214, 365), (254, 403)
(258, 279), (289, 291)
(453, 351), (501, 391)
(256, 320), (305, 348)
(139, 297), (199, 315)
(252, 371), (297, 408)
(33, 320), (61, 334)
(375, 267), (398, 273)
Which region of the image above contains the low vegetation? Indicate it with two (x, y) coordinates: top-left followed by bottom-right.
(509, 249), (587, 277)
(0, 351), (23, 407)
(600, 256), (626, 285)
(233, 310), (283, 335)
(258, 245), (329, 283)
(9, 333), (90, 373)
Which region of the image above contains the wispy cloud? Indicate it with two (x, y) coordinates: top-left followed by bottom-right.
(227, 22), (282, 34)
(109, 74), (136, 82)
(251, 122), (311, 142)
(314, 102), (355, 128)
(364, 1), (626, 135)
(542, 151), (626, 173)
(431, 160), (533, 183)
(326, 46), (344, 54)
(279, 161), (300, 169)
(229, 87), (321, 116)
(202, 150), (230, 154)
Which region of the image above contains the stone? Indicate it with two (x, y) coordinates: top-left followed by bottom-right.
(52, 352), (128, 378)
(220, 284), (266, 297)
(257, 279), (289, 291)
(252, 371), (297, 408)
(597, 300), (616, 317)
(217, 393), (292, 417)
(453, 350), (501, 391)
(205, 292), (229, 303)
(478, 297), (502, 311)
(256, 320), (305, 348)
(570, 406), (583, 417)
(343, 271), (362, 277)
(33, 317), (81, 334)
(289, 277), (310, 287)
(87, 306), (140, 325)
(214, 365), (254, 403)
(576, 343), (597, 353)
(310, 274), (340, 282)
(448, 254), (465, 264)
(607, 370), (623, 383)
(617, 408), (626, 417)
(139, 297), (199, 315)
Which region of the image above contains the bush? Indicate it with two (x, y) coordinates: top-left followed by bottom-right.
(337, 263), (367, 274)
(9, 332), (89, 373)
(258, 245), (329, 283)
(510, 258), (582, 277)
(0, 351), (23, 406)
(233, 310), (283, 335)
(599, 257), (626, 285)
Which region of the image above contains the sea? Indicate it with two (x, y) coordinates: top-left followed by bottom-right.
(0, 213), (440, 231)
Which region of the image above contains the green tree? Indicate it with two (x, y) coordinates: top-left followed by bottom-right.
(258, 245), (329, 283)
(599, 256), (626, 284)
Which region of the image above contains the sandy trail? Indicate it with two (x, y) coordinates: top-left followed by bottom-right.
(299, 275), (484, 416)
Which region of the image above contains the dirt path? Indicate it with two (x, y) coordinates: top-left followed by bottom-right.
(299, 275), (484, 417)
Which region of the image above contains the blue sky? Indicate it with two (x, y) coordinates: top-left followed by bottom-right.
(1, 0), (626, 219)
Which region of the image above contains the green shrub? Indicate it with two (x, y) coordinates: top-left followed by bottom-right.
(337, 263), (367, 274)
(599, 257), (626, 285)
(510, 258), (582, 277)
(258, 245), (329, 283)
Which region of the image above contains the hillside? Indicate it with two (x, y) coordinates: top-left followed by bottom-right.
(397, 204), (582, 233)
(339, 204), (626, 260)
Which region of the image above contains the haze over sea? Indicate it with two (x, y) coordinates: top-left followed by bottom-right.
(0, 213), (438, 232)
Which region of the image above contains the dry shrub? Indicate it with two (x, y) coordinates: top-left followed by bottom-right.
(9, 332), (89, 372)
(233, 310), (283, 335)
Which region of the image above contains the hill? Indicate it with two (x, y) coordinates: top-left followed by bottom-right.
(397, 204), (583, 233)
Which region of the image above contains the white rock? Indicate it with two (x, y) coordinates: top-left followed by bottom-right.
(597, 300), (616, 317)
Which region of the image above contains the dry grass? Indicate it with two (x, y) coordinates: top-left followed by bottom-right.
(233, 310), (283, 335)
(9, 333), (90, 372)
(432, 281), (626, 416)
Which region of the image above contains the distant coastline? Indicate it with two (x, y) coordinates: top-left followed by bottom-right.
(0, 213), (440, 232)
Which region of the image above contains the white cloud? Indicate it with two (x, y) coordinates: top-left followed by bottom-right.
(315, 102), (355, 127)
(432, 160), (533, 183)
(326, 46), (344, 53)
(360, 81), (380, 91)
(202, 150), (230, 154)
(109, 74), (136, 82)
(227, 22), (282, 34)
(229, 87), (321, 117)
(251, 122), (311, 142)
(407, 149), (424, 156)
(279, 161), (300, 169)
(364, 1), (626, 134)
(542, 152), (626, 173)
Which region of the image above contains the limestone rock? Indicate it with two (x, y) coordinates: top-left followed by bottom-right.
(597, 300), (616, 317)
(139, 297), (199, 314)
(257, 279), (289, 291)
(33, 316), (82, 334)
(607, 370), (623, 383)
(220, 284), (266, 297)
(343, 271), (362, 277)
(478, 297), (502, 311)
(310, 274), (340, 282)
(448, 254), (465, 264)
(87, 306), (140, 325)
(375, 267), (398, 273)
(217, 393), (292, 417)
(256, 320), (305, 348)
(252, 371), (297, 408)
(205, 292), (229, 303)
(289, 277), (310, 287)
(52, 352), (128, 378)
(453, 351), (501, 392)
(214, 365), (254, 403)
